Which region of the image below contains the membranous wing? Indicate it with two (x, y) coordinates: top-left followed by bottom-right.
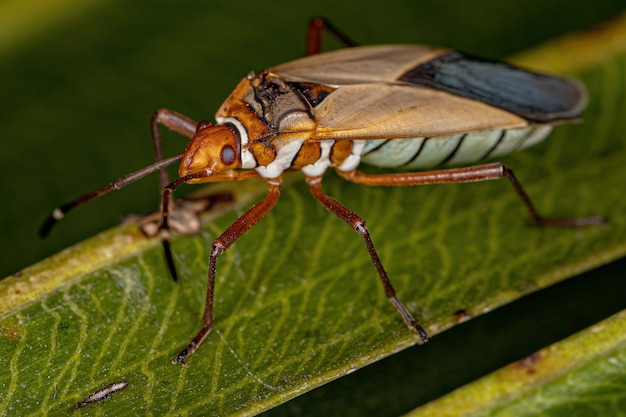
(270, 45), (587, 141)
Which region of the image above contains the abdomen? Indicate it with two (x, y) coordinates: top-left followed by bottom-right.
(359, 125), (552, 169)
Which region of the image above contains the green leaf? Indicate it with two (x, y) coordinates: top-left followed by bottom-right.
(406, 308), (626, 417)
(1, 2), (625, 416)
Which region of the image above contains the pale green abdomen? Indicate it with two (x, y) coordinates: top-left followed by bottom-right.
(359, 125), (552, 169)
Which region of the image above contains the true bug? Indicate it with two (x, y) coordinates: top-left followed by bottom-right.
(41, 18), (604, 366)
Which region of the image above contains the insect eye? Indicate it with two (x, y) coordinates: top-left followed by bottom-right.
(220, 145), (236, 165)
(196, 120), (212, 132)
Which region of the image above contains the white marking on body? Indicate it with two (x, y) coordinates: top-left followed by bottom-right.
(255, 139), (305, 178)
(217, 117), (256, 169)
(337, 140), (366, 172)
(306, 176), (322, 185)
(302, 141), (334, 177)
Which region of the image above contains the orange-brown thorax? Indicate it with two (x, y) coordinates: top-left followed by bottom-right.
(181, 71), (362, 182)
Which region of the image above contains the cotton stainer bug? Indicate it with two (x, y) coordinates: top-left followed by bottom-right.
(40, 18), (604, 367)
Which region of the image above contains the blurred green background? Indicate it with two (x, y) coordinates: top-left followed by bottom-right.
(0, 0), (624, 415)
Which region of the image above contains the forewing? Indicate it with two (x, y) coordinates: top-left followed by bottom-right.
(398, 51), (588, 122)
(309, 83), (528, 141)
(271, 45), (447, 86)
(271, 45), (586, 141)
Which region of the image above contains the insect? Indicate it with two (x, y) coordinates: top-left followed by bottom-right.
(41, 18), (604, 367)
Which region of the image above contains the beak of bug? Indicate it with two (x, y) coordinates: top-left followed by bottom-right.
(179, 122), (241, 182)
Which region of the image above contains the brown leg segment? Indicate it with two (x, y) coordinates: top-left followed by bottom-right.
(158, 173), (202, 282)
(150, 109), (204, 281)
(151, 108), (198, 191)
(171, 180), (283, 367)
(338, 162), (605, 227)
(307, 176), (429, 343)
(305, 17), (358, 56)
(158, 167), (265, 282)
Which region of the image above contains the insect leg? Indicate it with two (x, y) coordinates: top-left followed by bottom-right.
(307, 176), (429, 344)
(158, 174), (196, 282)
(151, 109), (198, 190)
(306, 17), (358, 56)
(149, 109), (200, 281)
(171, 180), (282, 367)
(338, 163), (605, 227)
(38, 154), (183, 237)
(157, 169), (264, 281)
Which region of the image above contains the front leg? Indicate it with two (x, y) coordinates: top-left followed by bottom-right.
(171, 179), (282, 367)
(151, 109), (199, 191)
